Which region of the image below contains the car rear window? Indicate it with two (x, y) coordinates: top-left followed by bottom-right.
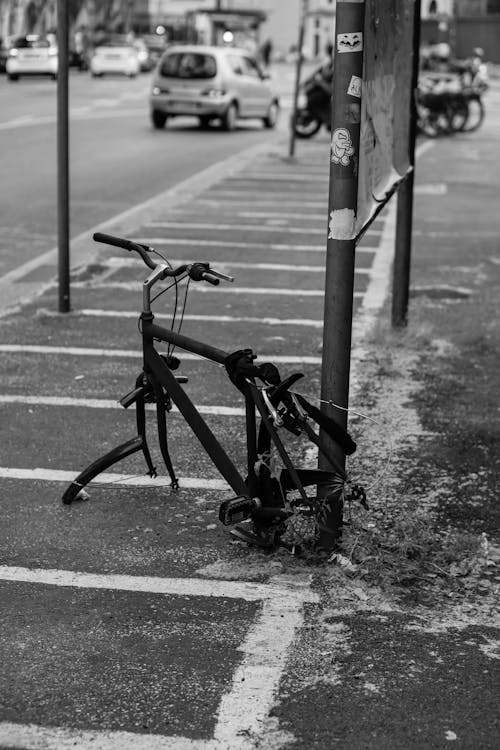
(13, 37), (50, 49)
(160, 52), (217, 79)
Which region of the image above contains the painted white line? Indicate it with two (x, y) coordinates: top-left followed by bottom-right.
(106, 257), (358, 274)
(0, 724), (210, 750)
(0, 345), (322, 365)
(148, 221), (381, 236)
(72, 281), (362, 298)
(0, 109), (144, 132)
(0, 394), (245, 417)
(0, 466), (228, 490)
(0, 565), (317, 603)
(414, 183), (447, 195)
(132, 237), (327, 252)
(132, 237), (376, 254)
(75, 309), (324, 327)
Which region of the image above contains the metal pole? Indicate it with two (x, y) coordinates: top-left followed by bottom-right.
(288, 0), (308, 159)
(391, 0), (422, 327)
(57, 0), (70, 313)
(318, 0), (365, 551)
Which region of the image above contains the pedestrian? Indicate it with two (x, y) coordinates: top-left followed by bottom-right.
(260, 38), (273, 69)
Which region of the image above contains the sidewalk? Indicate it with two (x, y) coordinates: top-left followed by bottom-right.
(0, 88), (499, 748)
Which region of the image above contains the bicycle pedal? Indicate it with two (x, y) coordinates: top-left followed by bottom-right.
(219, 496), (260, 526)
(229, 525), (274, 549)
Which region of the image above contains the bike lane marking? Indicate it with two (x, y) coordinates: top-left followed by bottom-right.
(0, 566), (317, 749)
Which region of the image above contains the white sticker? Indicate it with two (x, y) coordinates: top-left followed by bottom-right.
(331, 128), (355, 166)
(347, 75), (362, 98)
(337, 32), (363, 54)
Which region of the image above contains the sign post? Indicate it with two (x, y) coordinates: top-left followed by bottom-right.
(392, 0), (422, 327)
(319, 0), (365, 551)
(288, 0), (308, 159)
(57, 0), (70, 313)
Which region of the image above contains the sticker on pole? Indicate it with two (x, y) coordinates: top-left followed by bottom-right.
(337, 32), (363, 54)
(331, 128), (355, 166)
(347, 75), (362, 98)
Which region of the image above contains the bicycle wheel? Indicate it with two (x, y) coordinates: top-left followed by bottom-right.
(446, 100), (469, 133)
(417, 105), (448, 138)
(462, 95), (485, 132)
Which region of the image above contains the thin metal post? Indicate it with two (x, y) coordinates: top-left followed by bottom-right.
(57, 0), (70, 313)
(392, 0), (422, 328)
(288, 0), (308, 158)
(319, 0), (365, 550)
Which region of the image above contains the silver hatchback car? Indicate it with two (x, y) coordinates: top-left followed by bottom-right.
(150, 44), (279, 131)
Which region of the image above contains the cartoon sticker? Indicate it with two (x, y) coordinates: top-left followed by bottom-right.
(347, 75), (362, 98)
(331, 128), (355, 166)
(337, 32), (363, 54)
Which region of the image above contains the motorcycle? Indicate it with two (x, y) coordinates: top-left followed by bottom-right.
(292, 64), (332, 139)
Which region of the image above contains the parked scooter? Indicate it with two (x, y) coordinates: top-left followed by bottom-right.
(292, 63), (332, 139)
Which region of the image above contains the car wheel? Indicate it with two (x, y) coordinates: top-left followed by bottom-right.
(151, 110), (168, 130)
(7, 74), (19, 81)
(221, 103), (237, 132)
(263, 101), (279, 129)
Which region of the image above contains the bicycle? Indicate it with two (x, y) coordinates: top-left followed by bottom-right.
(62, 233), (366, 554)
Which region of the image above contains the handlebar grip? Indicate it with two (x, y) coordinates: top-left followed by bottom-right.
(93, 232), (157, 270)
(202, 272), (220, 286)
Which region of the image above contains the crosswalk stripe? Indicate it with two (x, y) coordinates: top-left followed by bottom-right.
(0, 394), (245, 417)
(0, 345), (322, 364)
(0, 466), (228, 490)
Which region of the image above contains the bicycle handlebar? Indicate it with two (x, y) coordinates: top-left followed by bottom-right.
(93, 232), (234, 285)
(93, 232), (157, 270)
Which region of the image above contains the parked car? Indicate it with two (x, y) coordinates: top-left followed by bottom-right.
(149, 44), (280, 131)
(89, 40), (140, 78)
(5, 35), (58, 81)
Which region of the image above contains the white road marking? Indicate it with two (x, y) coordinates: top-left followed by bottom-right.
(129, 237), (377, 253)
(0, 108), (143, 132)
(0, 345), (322, 364)
(71, 309), (324, 327)
(0, 569), (316, 748)
(0, 394), (245, 417)
(106, 256), (367, 274)
(71, 281), (362, 298)
(0, 565), (317, 603)
(414, 183), (447, 195)
(0, 466), (228, 489)
(147, 221), (381, 236)
(0, 725), (211, 750)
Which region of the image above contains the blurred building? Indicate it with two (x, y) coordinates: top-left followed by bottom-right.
(421, 0), (500, 62)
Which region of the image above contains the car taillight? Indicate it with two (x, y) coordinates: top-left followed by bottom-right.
(201, 88), (227, 97)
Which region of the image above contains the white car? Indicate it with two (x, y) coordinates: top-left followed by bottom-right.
(150, 44), (279, 131)
(89, 41), (140, 78)
(6, 35), (58, 81)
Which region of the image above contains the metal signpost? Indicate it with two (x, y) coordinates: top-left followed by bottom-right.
(57, 0), (70, 313)
(289, 0), (309, 158)
(319, 0), (365, 550)
(392, 0), (421, 328)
